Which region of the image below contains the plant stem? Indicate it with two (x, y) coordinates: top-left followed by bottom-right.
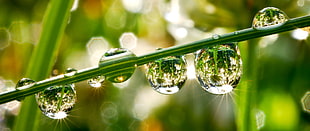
(1, 15), (310, 104)
(12, 0), (73, 131)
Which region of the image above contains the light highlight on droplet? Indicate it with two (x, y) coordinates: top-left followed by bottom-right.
(291, 29), (309, 40)
(88, 75), (105, 88)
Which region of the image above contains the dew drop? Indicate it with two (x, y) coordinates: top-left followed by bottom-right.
(212, 34), (220, 39)
(15, 78), (36, 100)
(146, 55), (187, 95)
(99, 48), (136, 83)
(252, 7), (289, 30)
(195, 43), (242, 94)
(35, 84), (76, 119)
(234, 31), (240, 35)
(64, 68), (77, 77)
(87, 75), (105, 88)
(16, 78), (36, 90)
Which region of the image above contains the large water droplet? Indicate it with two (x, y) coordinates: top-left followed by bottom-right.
(252, 7), (289, 30)
(87, 75), (105, 88)
(99, 48), (136, 83)
(195, 43), (242, 94)
(146, 55), (187, 95)
(64, 68), (77, 77)
(35, 84), (77, 119)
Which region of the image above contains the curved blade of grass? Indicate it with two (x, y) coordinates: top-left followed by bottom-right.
(0, 15), (310, 104)
(13, 0), (73, 131)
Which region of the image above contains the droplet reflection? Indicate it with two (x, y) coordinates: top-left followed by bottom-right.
(252, 7), (289, 30)
(35, 84), (77, 119)
(195, 43), (242, 94)
(146, 55), (187, 95)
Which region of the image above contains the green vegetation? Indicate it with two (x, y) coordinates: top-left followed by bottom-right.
(0, 0), (310, 131)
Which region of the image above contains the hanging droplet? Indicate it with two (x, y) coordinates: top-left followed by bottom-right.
(146, 55), (187, 95)
(195, 43), (242, 94)
(35, 84), (76, 119)
(252, 7), (289, 30)
(99, 48), (136, 83)
(87, 75), (105, 88)
(64, 68), (78, 77)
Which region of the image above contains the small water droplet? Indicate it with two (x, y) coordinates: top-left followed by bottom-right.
(212, 34), (220, 39)
(195, 43), (242, 94)
(87, 75), (105, 88)
(234, 31), (240, 35)
(99, 48), (136, 83)
(64, 68), (77, 77)
(15, 78), (36, 100)
(16, 78), (35, 89)
(35, 84), (76, 119)
(15, 78), (35, 96)
(252, 7), (289, 30)
(146, 55), (187, 95)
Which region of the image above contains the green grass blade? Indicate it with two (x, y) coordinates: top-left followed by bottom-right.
(13, 0), (73, 131)
(0, 15), (309, 104)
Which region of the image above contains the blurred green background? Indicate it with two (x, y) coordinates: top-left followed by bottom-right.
(0, 0), (310, 130)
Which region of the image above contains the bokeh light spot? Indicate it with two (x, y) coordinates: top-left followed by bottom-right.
(119, 32), (137, 50)
(0, 28), (10, 50)
(301, 91), (310, 113)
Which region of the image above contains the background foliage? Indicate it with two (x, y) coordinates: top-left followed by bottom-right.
(0, 0), (310, 130)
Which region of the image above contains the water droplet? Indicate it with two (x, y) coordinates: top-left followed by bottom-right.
(212, 34), (220, 39)
(87, 75), (105, 88)
(252, 7), (289, 30)
(146, 55), (187, 95)
(195, 43), (242, 94)
(99, 48), (136, 83)
(64, 68), (77, 77)
(15, 78), (36, 100)
(35, 84), (76, 119)
(301, 91), (310, 113)
(234, 31), (240, 35)
(16, 78), (36, 90)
